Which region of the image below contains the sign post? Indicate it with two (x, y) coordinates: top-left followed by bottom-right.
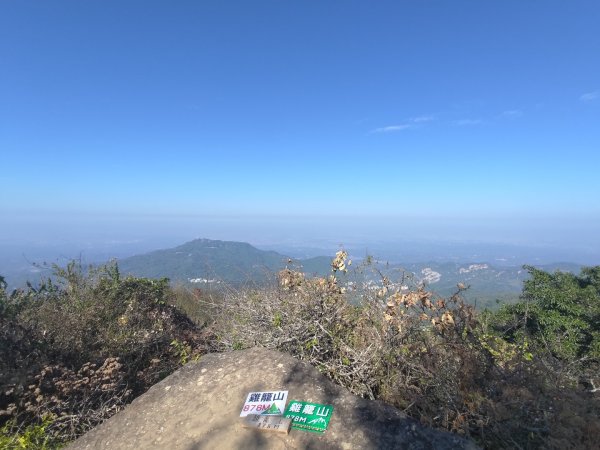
(283, 400), (334, 433)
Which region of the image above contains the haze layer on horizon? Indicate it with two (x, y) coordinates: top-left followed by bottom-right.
(1, 1), (599, 266)
(1, 212), (598, 265)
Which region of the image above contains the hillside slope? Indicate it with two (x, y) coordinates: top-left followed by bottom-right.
(117, 238), (331, 285)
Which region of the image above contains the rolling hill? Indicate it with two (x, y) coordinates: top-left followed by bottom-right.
(116, 238), (583, 309)
(117, 238), (331, 285)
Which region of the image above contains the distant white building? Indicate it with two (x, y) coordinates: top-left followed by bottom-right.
(421, 268), (441, 284)
(189, 278), (220, 284)
(459, 264), (489, 274)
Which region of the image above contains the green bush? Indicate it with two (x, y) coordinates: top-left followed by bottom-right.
(492, 265), (600, 379)
(0, 415), (62, 449)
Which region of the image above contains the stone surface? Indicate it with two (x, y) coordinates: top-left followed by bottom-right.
(68, 348), (479, 450)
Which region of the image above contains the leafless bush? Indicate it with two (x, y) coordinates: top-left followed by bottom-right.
(207, 252), (600, 448)
(1, 357), (131, 442)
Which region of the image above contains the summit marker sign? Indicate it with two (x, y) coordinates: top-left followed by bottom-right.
(283, 400), (333, 433)
(239, 391), (288, 417)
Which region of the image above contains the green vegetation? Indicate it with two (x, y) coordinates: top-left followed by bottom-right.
(0, 262), (209, 447)
(492, 265), (600, 379)
(1, 256), (599, 449)
(0, 415), (62, 450)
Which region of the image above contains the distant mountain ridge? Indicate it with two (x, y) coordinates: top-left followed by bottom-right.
(116, 238), (583, 309)
(117, 238), (331, 285)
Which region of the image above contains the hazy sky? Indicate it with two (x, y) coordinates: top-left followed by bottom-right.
(1, 1), (599, 253)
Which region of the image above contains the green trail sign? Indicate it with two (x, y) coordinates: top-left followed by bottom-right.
(283, 400), (334, 433)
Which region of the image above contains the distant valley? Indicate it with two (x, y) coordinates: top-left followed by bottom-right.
(115, 238), (582, 309)
(1, 238), (584, 310)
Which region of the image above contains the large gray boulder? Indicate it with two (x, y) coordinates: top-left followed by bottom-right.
(68, 348), (479, 449)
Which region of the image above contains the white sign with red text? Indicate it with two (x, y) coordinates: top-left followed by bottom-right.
(239, 391), (288, 417)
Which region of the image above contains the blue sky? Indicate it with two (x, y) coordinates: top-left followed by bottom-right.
(1, 1), (599, 252)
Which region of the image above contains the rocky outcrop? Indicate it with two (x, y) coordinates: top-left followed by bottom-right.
(68, 348), (479, 449)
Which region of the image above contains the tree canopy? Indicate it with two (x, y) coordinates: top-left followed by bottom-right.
(494, 265), (600, 362)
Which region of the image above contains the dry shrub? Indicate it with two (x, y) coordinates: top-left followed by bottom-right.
(208, 254), (600, 449)
(0, 262), (211, 446)
(169, 284), (224, 329)
(2, 358), (130, 443)
(3, 257), (599, 449)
